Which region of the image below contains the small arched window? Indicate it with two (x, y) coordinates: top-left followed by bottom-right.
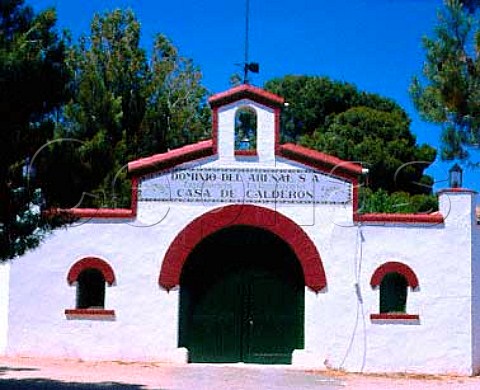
(77, 268), (106, 309)
(234, 106), (257, 154)
(370, 261), (419, 320)
(379, 272), (407, 313)
(65, 257), (116, 319)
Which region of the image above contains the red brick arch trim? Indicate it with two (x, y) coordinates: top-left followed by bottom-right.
(370, 261), (419, 289)
(67, 257), (116, 286)
(159, 205), (327, 292)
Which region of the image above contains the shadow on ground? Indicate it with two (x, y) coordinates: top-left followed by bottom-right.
(0, 366), (39, 374)
(0, 378), (156, 389)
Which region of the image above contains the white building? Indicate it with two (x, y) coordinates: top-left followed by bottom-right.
(1, 84), (479, 375)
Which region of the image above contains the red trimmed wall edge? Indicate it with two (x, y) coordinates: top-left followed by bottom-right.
(370, 261), (419, 288)
(65, 309), (115, 316)
(370, 313), (420, 320)
(355, 213), (444, 224)
(212, 107), (218, 155)
(67, 257), (116, 286)
(158, 204), (327, 292)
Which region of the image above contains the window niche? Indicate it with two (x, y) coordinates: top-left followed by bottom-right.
(76, 268), (106, 309)
(234, 106), (257, 154)
(65, 257), (116, 320)
(370, 261), (420, 321)
(379, 272), (408, 314)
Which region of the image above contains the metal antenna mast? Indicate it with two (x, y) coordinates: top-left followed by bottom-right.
(243, 0), (259, 84)
(243, 0), (250, 84)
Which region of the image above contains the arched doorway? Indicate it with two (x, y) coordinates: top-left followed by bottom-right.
(179, 226), (304, 364)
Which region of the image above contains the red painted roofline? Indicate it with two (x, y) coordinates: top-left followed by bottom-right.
(354, 212), (444, 224)
(50, 141), (364, 220)
(128, 140), (214, 177)
(127, 139), (363, 181)
(278, 143), (364, 179)
(61, 208), (135, 219)
(437, 187), (477, 194)
(44, 177), (139, 220)
(208, 84), (284, 109)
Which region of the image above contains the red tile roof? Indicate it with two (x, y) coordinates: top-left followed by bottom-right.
(208, 84), (284, 109)
(278, 143), (364, 178)
(128, 140), (214, 177)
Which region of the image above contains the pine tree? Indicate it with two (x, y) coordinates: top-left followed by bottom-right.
(0, 0), (71, 259)
(410, 0), (480, 160)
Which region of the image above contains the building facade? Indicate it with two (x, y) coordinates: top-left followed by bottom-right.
(1, 85), (479, 375)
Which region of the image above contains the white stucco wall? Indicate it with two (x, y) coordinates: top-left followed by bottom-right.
(217, 99), (276, 164)
(6, 220), (186, 362)
(4, 152), (353, 363)
(0, 262), (10, 354)
(471, 195), (480, 374)
(293, 191), (477, 375)
(6, 177), (478, 374)
(3, 93), (479, 375)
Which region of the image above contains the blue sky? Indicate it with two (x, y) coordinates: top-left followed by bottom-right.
(31, 0), (478, 190)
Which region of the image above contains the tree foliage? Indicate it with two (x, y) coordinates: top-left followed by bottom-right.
(359, 188), (438, 214)
(43, 9), (210, 208)
(265, 76), (436, 197)
(0, 0), (71, 259)
(410, 0), (480, 160)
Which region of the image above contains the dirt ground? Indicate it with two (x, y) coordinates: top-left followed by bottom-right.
(1, 357), (480, 389)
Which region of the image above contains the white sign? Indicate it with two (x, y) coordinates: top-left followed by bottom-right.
(139, 168), (351, 204)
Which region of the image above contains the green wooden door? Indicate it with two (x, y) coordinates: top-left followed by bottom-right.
(244, 267), (303, 363)
(179, 226), (304, 364)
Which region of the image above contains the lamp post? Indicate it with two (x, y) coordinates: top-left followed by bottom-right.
(449, 163), (463, 188)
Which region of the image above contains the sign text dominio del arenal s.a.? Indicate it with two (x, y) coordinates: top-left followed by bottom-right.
(139, 168), (351, 204)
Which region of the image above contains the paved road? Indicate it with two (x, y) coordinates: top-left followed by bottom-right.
(2, 359), (480, 389)
(163, 365), (345, 390)
(0, 364), (344, 390)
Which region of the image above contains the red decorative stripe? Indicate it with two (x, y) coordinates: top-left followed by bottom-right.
(370, 313), (420, 320)
(62, 208), (134, 219)
(65, 309), (115, 317)
(370, 261), (419, 288)
(437, 188), (477, 194)
(128, 140), (214, 176)
(130, 176), (138, 217)
(159, 204), (327, 292)
(212, 107), (219, 155)
(209, 84), (284, 109)
(67, 257), (116, 286)
(355, 213), (444, 224)
(278, 143), (363, 179)
(234, 150), (258, 156)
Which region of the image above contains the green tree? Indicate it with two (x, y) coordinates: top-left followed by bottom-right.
(359, 188), (438, 214)
(140, 34), (210, 154)
(0, 0), (71, 259)
(45, 9), (210, 209)
(462, 0), (480, 13)
(265, 75), (405, 142)
(265, 76), (436, 197)
(301, 106), (435, 195)
(410, 0), (480, 160)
